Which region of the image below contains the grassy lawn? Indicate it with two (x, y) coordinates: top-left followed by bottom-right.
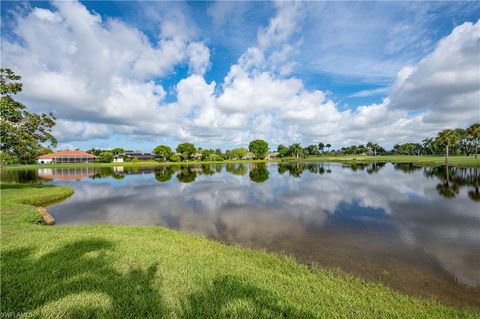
(303, 155), (480, 167)
(1, 184), (477, 318)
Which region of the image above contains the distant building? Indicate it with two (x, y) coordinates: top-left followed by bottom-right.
(191, 153), (203, 160)
(37, 150), (97, 164)
(265, 152), (279, 160)
(113, 152), (156, 162)
(243, 152), (255, 160)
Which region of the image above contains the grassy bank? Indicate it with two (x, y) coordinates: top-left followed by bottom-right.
(1, 184), (477, 318)
(2, 155), (479, 170)
(303, 155), (480, 167)
(1, 159), (274, 170)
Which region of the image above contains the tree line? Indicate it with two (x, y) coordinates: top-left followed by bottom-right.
(79, 124), (480, 165)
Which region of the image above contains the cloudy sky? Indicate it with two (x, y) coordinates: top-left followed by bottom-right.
(1, 1), (479, 151)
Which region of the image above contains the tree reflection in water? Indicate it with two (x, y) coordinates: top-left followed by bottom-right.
(226, 163), (247, 176)
(155, 166), (178, 183)
(278, 162), (333, 177)
(176, 166), (198, 183)
(249, 163), (269, 183)
(424, 165), (479, 200)
(3, 162), (478, 202)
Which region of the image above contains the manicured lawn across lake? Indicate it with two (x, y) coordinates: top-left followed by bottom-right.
(0, 183), (477, 318)
(306, 155), (480, 167)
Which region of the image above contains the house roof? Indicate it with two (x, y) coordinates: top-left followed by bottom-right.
(38, 150), (97, 159)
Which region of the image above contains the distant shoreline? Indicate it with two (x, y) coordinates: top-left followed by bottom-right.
(2, 155), (480, 170)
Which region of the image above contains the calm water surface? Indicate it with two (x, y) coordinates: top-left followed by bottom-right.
(3, 162), (479, 309)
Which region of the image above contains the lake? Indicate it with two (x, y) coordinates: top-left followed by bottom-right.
(2, 162), (479, 309)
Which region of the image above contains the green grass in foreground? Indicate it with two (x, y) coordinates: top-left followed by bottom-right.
(1, 184), (477, 318)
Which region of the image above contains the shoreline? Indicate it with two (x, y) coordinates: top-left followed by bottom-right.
(2, 155), (480, 170)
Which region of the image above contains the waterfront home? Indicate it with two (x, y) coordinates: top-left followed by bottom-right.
(191, 153), (203, 161)
(266, 152), (279, 160)
(37, 150), (97, 164)
(113, 152), (156, 162)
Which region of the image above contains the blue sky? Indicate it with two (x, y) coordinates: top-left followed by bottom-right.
(1, 1), (479, 151)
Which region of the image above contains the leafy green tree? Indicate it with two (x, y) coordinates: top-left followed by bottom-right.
(211, 154), (224, 161)
(37, 147), (53, 156)
(422, 138), (436, 155)
(249, 163), (269, 183)
(153, 145), (172, 161)
(326, 143), (331, 152)
(467, 123), (480, 159)
(436, 129), (461, 164)
(306, 144), (319, 156)
(111, 148), (124, 155)
(87, 148), (102, 156)
(366, 141), (380, 156)
(248, 139), (269, 159)
(1, 68), (57, 164)
(231, 147), (248, 160)
(215, 148), (223, 158)
(170, 154), (181, 162)
(201, 149), (215, 161)
(318, 142), (325, 153)
(176, 143), (196, 161)
(98, 152), (114, 163)
(277, 144), (289, 158)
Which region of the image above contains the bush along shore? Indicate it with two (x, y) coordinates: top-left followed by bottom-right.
(1, 183), (478, 318)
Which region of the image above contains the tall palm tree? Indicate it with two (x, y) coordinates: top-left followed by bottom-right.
(289, 143), (303, 158)
(436, 129), (461, 164)
(366, 141), (380, 156)
(466, 123), (480, 159)
(318, 142), (325, 154)
(366, 142), (374, 156)
(422, 138), (435, 155)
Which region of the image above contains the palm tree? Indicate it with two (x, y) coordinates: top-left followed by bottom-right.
(318, 142), (325, 154)
(289, 143), (303, 158)
(326, 143), (331, 152)
(436, 129), (461, 164)
(366, 141), (380, 156)
(466, 123), (480, 159)
(422, 138), (435, 155)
